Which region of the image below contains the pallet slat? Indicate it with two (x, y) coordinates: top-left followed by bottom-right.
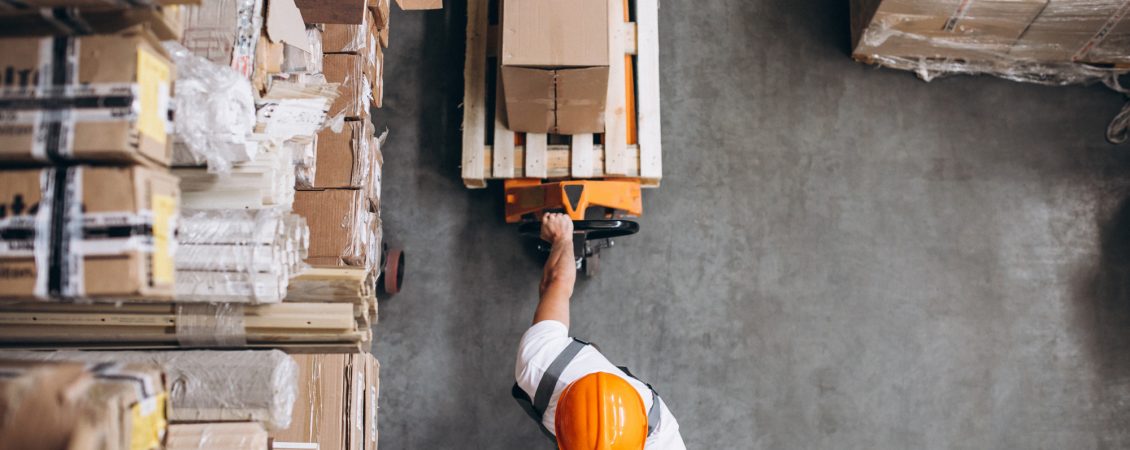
(525, 133), (548, 178)
(603, 0), (629, 176)
(461, 0), (489, 188)
(493, 61), (516, 178)
(571, 134), (595, 178)
(636, 0), (662, 184)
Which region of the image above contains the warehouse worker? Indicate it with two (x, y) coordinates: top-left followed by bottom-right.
(513, 213), (687, 449)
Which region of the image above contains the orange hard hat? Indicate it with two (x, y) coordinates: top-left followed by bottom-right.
(554, 372), (647, 450)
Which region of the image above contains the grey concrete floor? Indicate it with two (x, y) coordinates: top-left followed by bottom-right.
(371, 1), (1130, 448)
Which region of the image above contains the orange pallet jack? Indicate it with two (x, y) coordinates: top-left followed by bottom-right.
(498, 0), (647, 276)
(505, 178), (642, 276)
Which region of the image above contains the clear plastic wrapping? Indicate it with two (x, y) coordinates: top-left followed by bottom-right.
(282, 26), (324, 74)
(181, 0), (265, 78)
(0, 350), (299, 431)
(164, 41), (257, 173)
(175, 208), (309, 303)
(166, 423), (269, 450)
(850, 0), (1130, 84)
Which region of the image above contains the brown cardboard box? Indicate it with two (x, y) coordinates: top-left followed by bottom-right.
(295, 0), (367, 24)
(0, 166), (179, 301)
(0, 359), (169, 450)
(0, 30), (174, 167)
(271, 354), (378, 450)
(305, 120), (374, 189)
(323, 8), (379, 53)
(395, 0), (440, 10)
(500, 0), (609, 134)
(324, 53), (374, 119)
(294, 189), (376, 267)
(369, 0), (390, 29)
(851, 0), (1049, 63)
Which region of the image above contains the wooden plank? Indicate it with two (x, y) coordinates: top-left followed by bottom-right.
(525, 133), (548, 179)
(602, 0), (629, 176)
(492, 61), (516, 178)
(571, 134), (595, 178)
(461, 0), (489, 188)
(483, 144), (641, 179)
(636, 0), (662, 184)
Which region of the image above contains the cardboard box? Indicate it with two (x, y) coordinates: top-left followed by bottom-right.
(369, 0), (391, 29)
(500, 0), (609, 134)
(0, 359), (169, 450)
(271, 353), (379, 450)
(0, 166), (180, 301)
(295, 0), (367, 24)
(324, 53), (374, 119)
(294, 189), (377, 267)
(182, 0), (264, 78)
(851, 0), (1049, 63)
(323, 8), (379, 53)
(304, 120), (374, 189)
(0, 30), (174, 167)
(395, 0), (440, 10)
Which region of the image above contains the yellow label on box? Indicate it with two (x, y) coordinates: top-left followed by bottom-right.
(137, 49), (171, 145)
(129, 392), (167, 450)
(151, 194), (175, 285)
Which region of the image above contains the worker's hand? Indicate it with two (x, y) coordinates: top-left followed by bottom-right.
(540, 213), (574, 245)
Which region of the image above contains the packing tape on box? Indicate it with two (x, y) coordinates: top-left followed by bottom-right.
(0, 36), (170, 161)
(0, 167), (168, 299)
(174, 303), (248, 347)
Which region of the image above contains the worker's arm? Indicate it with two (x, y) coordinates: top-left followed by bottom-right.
(533, 213), (576, 327)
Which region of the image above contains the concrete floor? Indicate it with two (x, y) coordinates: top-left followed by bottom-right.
(371, 1), (1130, 448)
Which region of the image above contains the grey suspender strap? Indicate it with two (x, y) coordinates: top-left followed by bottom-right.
(648, 389), (661, 435)
(533, 338), (588, 415)
(618, 364), (663, 436)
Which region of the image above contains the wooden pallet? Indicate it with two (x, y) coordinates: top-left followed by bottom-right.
(461, 0), (662, 189)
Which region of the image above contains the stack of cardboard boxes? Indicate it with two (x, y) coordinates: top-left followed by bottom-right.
(0, 18), (182, 302)
(293, 0), (388, 273)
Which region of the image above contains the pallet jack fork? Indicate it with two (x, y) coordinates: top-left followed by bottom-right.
(506, 179), (642, 276)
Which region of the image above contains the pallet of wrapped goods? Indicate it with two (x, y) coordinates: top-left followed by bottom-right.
(0, 349), (298, 430)
(0, 166), (179, 302)
(0, 359), (168, 450)
(168, 423), (269, 450)
(0, 29), (174, 166)
(175, 208), (308, 304)
(0, 302), (369, 352)
(270, 353), (380, 450)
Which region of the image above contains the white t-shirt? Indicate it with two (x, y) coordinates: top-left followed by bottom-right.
(515, 320), (687, 449)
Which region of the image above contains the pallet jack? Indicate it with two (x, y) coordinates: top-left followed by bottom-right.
(505, 178), (642, 276)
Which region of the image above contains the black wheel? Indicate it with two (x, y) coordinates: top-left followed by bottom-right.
(518, 219), (639, 242)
